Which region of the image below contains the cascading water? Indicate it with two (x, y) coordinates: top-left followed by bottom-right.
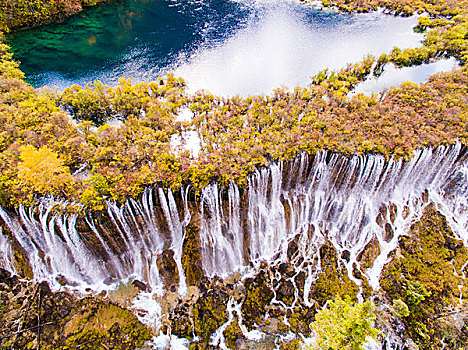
(199, 183), (244, 277)
(0, 226), (15, 274)
(0, 143), (467, 347)
(0, 201), (108, 288)
(196, 142), (467, 295)
(0, 188), (189, 295)
(158, 187), (188, 295)
(248, 162), (288, 262)
(431, 159), (468, 245)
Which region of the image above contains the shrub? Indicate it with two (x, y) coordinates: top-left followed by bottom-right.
(405, 281), (430, 306)
(393, 299), (410, 317)
(17, 145), (73, 195)
(307, 296), (379, 350)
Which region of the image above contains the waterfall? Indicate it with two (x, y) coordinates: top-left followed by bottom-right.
(0, 143), (467, 349)
(237, 143), (465, 293)
(431, 158), (468, 245)
(0, 199), (110, 289)
(105, 192), (164, 289)
(0, 226), (16, 273)
(199, 182), (244, 277)
(248, 162), (288, 262)
(1, 144), (465, 292)
(0, 188), (189, 294)
(194, 142), (466, 297)
(158, 187), (188, 295)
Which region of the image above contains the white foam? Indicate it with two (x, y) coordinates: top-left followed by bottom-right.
(132, 291), (163, 330)
(176, 107), (194, 123)
(170, 131), (202, 158)
(151, 334), (190, 350)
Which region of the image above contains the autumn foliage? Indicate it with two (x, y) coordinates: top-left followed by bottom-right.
(17, 145), (72, 195)
(0, 0), (111, 32)
(0, 0), (468, 211)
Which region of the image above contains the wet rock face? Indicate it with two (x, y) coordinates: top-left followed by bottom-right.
(182, 223), (204, 287)
(357, 237), (381, 270)
(167, 238), (369, 348)
(0, 221), (33, 279)
(157, 249), (179, 292)
(132, 279), (149, 292)
(309, 241), (361, 304)
(170, 301), (194, 340)
(192, 278), (230, 341)
(0, 269), (151, 350)
(241, 270), (274, 330)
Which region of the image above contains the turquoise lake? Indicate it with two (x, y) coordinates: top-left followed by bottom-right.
(6, 0), (457, 96)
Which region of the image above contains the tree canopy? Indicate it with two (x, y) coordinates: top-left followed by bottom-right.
(308, 297), (379, 350)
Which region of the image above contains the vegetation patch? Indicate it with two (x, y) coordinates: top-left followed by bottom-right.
(0, 269), (151, 350)
(307, 296), (379, 350)
(380, 204), (468, 349)
(0, 0), (113, 32)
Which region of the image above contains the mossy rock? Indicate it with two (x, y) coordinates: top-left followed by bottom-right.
(0, 270), (151, 350)
(307, 241), (359, 305)
(223, 317), (244, 349)
(241, 269), (274, 329)
(279, 338), (301, 350)
(170, 302), (194, 340)
(192, 281), (229, 341)
(380, 203), (468, 349)
(1, 0), (113, 32)
(157, 249), (179, 293)
(189, 342), (218, 350)
(357, 236), (381, 271)
(52, 298), (151, 350)
(182, 223), (204, 287)
(286, 306), (315, 336)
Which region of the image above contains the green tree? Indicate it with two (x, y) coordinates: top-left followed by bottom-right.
(308, 296), (379, 350)
(405, 280), (430, 306)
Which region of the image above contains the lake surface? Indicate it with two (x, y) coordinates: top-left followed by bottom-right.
(354, 57), (459, 95)
(7, 0), (432, 96)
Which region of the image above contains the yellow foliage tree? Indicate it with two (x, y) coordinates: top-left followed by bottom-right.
(17, 145), (72, 195)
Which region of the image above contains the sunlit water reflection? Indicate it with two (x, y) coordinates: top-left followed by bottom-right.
(354, 57), (459, 95)
(6, 0), (453, 96)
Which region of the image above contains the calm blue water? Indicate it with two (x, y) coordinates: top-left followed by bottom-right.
(7, 0), (250, 85)
(7, 0), (441, 96)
